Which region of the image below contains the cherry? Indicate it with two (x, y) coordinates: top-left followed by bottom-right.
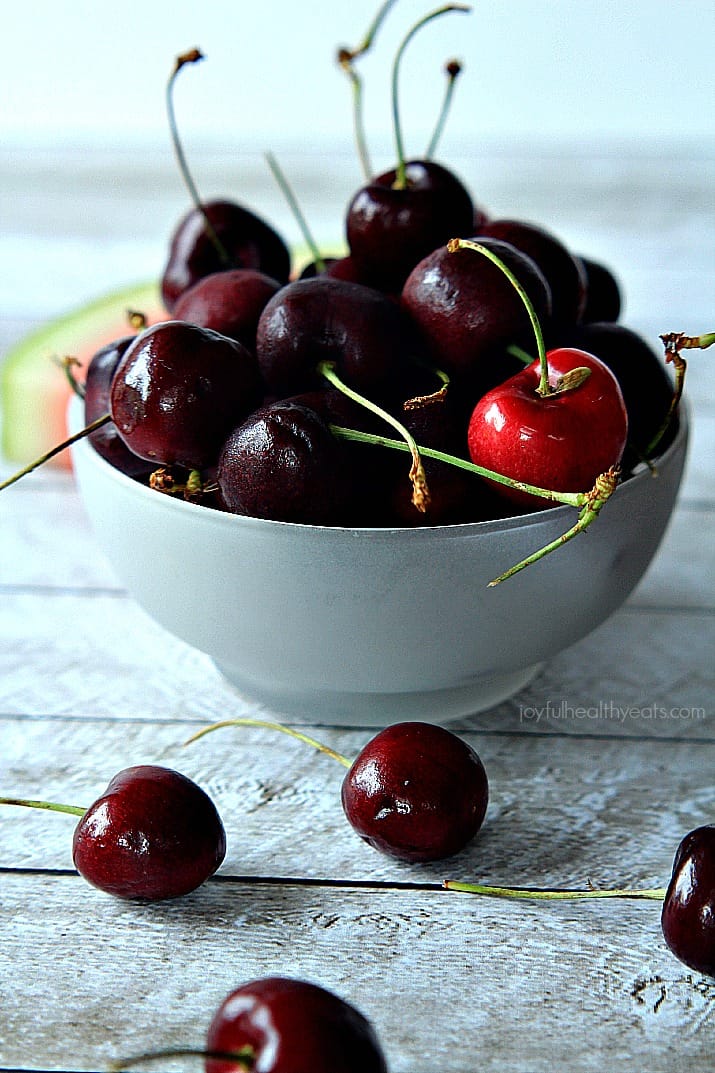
(0, 765), (226, 901)
(341, 721), (488, 862)
(661, 825), (715, 977)
(173, 268), (282, 353)
(476, 218), (587, 330)
(346, 159), (477, 293)
(401, 237), (552, 393)
(564, 321), (675, 466)
(255, 276), (422, 397)
(204, 977), (389, 1073)
(83, 335), (155, 478)
(577, 255), (622, 323)
(217, 401), (355, 525)
(110, 320), (262, 469)
(467, 346), (628, 508)
(161, 200), (291, 313)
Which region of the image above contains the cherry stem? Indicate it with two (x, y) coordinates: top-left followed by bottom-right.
(330, 425), (619, 585)
(0, 797), (85, 818)
(54, 355), (85, 399)
(337, 0), (399, 180)
(185, 717), (353, 769)
(392, 5), (471, 190)
(317, 360), (431, 512)
(0, 413), (110, 492)
(425, 59), (463, 159)
(448, 238), (551, 395)
(109, 1047), (255, 1072)
(265, 151), (325, 273)
(443, 879), (667, 901)
(645, 330), (713, 457)
(167, 50), (232, 268)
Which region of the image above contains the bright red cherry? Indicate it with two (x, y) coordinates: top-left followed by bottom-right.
(467, 347), (628, 507)
(205, 977), (388, 1072)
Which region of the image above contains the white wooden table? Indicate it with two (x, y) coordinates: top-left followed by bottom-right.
(0, 142), (713, 1072)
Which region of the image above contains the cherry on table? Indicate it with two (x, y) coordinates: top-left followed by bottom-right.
(205, 976), (389, 1073)
(341, 722), (489, 863)
(661, 824), (715, 977)
(0, 765), (226, 901)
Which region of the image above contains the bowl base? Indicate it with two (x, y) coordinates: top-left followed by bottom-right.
(213, 662), (544, 726)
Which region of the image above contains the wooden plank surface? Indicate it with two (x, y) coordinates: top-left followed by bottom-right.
(1, 142), (714, 1072)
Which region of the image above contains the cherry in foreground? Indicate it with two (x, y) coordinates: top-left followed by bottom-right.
(187, 718), (489, 863)
(0, 765), (226, 900)
(110, 976), (388, 1072)
(661, 824), (715, 977)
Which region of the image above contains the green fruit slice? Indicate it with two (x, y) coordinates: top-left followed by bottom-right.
(1, 281), (164, 466)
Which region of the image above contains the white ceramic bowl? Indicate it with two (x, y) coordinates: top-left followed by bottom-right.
(70, 398), (688, 725)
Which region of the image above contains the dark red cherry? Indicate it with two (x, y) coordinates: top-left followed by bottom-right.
(217, 401), (354, 525)
(476, 218), (587, 329)
(256, 276), (423, 397)
(205, 976), (388, 1073)
(341, 722), (489, 862)
(577, 255), (622, 323)
(72, 765), (226, 900)
(401, 237), (552, 396)
(161, 199), (291, 312)
(661, 825), (715, 977)
(173, 268), (282, 352)
(565, 322), (675, 465)
(83, 336), (155, 478)
(298, 255), (364, 283)
(110, 320), (262, 469)
(346, 159), (478, 292)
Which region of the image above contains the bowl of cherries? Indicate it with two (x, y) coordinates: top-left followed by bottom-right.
(20, 12), (694, 726)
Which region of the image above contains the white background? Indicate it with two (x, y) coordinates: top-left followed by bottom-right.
(3, 0), (713, 153)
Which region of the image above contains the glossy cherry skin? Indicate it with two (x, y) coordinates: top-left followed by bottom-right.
(83, 336), (155, 478)
(577, 256), (622, 323)
(256, 276), (422, 397)
(401, 237), (552, 396)
(346, 159), (479, 292)
(205, 977), (388, 1073)
(109, 321), (262, 469)
(476, 218), (587, 330)
(161, 199), (291, 312)
(467, 347), (628, 508)
(217, 401), (354, 525)
(71, 766), (226, 900)
(173, 268), (282, 353)
(661, 825), (715, 977)
(341, 722), (489, 862)
(564, 322), (674, 467)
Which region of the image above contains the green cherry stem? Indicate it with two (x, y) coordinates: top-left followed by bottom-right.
(425, 59), (463, 159)
(0, 413), (110, 492)
(317, 360), (431, 512)
(392, 5), (471, 190)
(54, 355), (85, 399)
(167, 50), (232, 268)
(185, 718), (353, 769)
(109, 1047), (255, 1072)
(329, 425), (619, 585)
(443, 879), (666, 901)
(0, 797), (85, 818)
(265, 151), (326, 274)
(337, 0), (399, 180)
(448, 237), (554, 395)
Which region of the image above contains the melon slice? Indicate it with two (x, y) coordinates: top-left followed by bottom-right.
(1, 281), (166, 467)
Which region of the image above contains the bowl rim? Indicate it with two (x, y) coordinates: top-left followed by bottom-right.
(69, 395), (689, 541)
